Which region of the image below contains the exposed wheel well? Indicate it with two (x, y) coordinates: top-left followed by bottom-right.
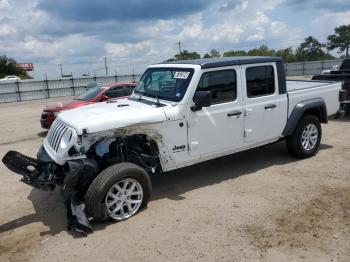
(303, 107), (326, 123)
(88, 134), (162, 174)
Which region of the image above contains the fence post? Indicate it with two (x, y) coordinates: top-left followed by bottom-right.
(45, 73), (50, 98)
(302, 62), (305, 76)
(16, 79), (21, 102)
(71, 73), (75, 95)
(115, 70), (118, 82)
(132, 69), (136, 83)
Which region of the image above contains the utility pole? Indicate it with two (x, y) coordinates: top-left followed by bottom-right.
(176, 41), (183, 54)
(103, 57), (108, 76)
(59, 64), (63, 77)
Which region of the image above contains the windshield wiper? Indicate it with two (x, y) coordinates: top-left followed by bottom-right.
(155, 95), (162, 107)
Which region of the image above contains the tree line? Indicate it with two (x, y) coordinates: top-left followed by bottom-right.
(0, 55), (31, 79)
(168, 24), (350, 63)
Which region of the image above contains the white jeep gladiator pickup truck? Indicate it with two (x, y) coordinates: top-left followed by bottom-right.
(2, 57), (345, 233)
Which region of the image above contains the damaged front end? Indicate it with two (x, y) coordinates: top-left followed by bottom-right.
(2, 146), (98, 234)
(2, 126), (162, 235)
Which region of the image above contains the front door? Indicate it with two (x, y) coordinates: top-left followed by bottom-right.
(187, 67), (244, 160)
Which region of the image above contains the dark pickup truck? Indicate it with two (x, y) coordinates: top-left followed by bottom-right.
(312, 59), (350, 110)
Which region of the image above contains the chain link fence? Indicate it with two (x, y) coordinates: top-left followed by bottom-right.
(0, 74), (142, 103)
(0, 59), (344, 104)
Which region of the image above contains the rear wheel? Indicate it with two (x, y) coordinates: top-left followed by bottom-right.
(85, 163), (152, 222)
(286, 115), (321, 158)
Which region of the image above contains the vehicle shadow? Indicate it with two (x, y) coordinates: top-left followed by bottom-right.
(150, 141), (332, 201)
(331, 114), (350, 123)
(0, 141), (333, 237)
(37, 131), (48, 137)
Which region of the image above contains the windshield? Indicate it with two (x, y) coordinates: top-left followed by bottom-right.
(75, 86), (104, 101)
(133, 68), (194, 102)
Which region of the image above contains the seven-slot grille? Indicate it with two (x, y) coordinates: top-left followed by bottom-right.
(46, 119), (69, 152)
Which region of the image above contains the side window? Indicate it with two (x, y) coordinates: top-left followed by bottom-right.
(197, 70), (237, 104)
(246, 66), (275, 98)
(105, 87), (124, 98)
(124, 85), (135, 96)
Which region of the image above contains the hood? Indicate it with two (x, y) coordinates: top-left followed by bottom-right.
(45, 100), (91, 112)
(57, 98), (167, 134)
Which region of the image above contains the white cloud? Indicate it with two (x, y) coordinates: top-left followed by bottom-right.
(0, 0), (343, 79)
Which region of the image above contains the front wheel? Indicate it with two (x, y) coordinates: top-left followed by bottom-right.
(286, 115), (322, 158)
(85, 163), (152, 222)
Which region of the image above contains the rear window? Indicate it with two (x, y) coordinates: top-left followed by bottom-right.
(105, 88), (124, 98)
(75, 86), (103, 100)
(246, 66), (275, 98)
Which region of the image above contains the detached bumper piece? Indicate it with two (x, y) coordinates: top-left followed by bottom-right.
(2, 150), (93, 235)
(2, 150), (58, 191)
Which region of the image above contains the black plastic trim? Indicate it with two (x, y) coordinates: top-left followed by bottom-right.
(159, 56), (283, 69)
(283, 98), (327, 136)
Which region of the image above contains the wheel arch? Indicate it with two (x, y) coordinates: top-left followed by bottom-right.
(283, 98), (327, 136)
(90, 130), (167, 174)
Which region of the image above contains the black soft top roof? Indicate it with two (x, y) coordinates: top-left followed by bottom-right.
(158, 56), (282, 69)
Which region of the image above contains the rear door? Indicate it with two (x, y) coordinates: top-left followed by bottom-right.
(241, 63), (287, 144)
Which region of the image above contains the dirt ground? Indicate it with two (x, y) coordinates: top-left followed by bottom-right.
(0, 97), (349, 262)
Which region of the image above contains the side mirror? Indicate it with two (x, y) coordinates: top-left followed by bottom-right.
(191, 91), (212, 112)
(100, 94), (109, 101)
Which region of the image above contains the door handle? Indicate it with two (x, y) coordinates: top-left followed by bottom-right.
(227, 111), (242, 117)
(265, 104), (277, 110)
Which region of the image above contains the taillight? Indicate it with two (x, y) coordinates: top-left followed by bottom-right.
(339, 88), (347, 102)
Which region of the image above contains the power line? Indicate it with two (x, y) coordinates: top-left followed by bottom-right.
(103, 56), (108, 76)
(59, 64), (63, 77)
(176, 41), (183, 54)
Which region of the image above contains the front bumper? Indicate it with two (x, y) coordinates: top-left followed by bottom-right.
(2, 148), (94, 234)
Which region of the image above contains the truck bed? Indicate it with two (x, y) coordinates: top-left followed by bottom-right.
(286, 80), (341, 118)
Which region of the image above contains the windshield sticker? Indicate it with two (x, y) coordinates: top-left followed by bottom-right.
(173, 71), (190, 79)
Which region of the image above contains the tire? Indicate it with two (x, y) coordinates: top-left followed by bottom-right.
(286, 114), (322, 159)
(85, 163), (152, 222)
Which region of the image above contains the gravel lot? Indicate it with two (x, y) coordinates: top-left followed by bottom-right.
(0, 97), (349, 262)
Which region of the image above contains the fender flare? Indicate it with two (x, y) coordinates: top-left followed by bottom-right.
(283, 98), (327, 136)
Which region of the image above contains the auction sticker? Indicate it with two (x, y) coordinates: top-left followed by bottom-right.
(174, 71), (190, 79)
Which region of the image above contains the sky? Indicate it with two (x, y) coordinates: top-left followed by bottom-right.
(0, 0), (350, 79)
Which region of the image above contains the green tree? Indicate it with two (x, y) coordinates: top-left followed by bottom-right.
(275, 47), (297, 63)
(203, 53), (211, 58)
(209, 49), (221, 58)
(248, 45), (276, 56)
(0, 55), (31, 79)
(327, 24), (350, 57)
(174, 50), (201, 60)
(202, 49), (221, 59)
(223, 50), (248, 57)
(295, 36), (334, 61)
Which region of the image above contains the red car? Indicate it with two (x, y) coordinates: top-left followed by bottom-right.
(40, 82), (137, 129)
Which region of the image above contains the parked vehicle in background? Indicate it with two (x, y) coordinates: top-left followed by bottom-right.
(321, 65), (340, 74)
(40, 82), (136, 129)
(313, 58), (350, 110)
(0, 75), (21, 81)
(3, 57), (345, 234)
(86, 82), (102, 89)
